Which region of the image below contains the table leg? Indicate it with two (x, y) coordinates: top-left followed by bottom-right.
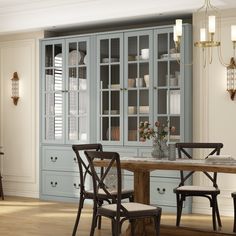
(125, 170), (155, 236)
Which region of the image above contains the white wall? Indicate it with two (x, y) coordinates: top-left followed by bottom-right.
(192, 9), (236, 216)
(0, 31), (43, 198)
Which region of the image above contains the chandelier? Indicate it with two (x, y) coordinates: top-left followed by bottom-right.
(173, 0), (236, 100)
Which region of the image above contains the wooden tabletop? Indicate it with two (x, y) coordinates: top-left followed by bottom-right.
(94, 157), (236, 174)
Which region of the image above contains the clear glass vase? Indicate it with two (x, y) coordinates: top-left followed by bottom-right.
(151, 138), (169, 159)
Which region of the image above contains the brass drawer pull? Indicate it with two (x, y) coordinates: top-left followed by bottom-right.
(50, 181), (58, 187)
(157, 187), (166, 194)
(50, 156), (58, 162)
(73, 183), (80, 189)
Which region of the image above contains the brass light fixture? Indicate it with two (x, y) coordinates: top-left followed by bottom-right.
(227, 57), (236, 100)
(173, 0), (236, 68)
(11, 72), (19, 105)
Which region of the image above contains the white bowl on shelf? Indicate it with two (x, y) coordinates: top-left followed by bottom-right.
(141, 48), (149, 60)
(128, 106), (137, 115)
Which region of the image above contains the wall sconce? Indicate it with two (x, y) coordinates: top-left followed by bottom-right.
(11, 72), (19, 105)
(227, 58), (236, 100)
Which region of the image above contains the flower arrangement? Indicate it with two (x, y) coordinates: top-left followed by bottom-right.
(139, 121), (176, 142)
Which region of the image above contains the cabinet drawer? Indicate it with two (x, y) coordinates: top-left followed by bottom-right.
(42, 147), (78, 172)
(42, 171), (80, 198)
(150, 177), (179, 207)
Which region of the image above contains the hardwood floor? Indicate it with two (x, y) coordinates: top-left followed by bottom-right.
(0, 196), (235, 236)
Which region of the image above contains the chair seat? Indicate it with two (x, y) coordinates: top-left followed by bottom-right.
(98, 202), (161, 218)
(175, 185), (220, 192)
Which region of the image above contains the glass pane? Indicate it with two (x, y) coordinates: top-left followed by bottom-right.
(170, 116), (180, 142)
(128, 36), (137, 61)
(111, 38), (120, 62)
(69, 68), (78, 90)
(69, 116), (78, 140)
(45, 93), (54, 115)
(45, 45), (53, 67)
(128, 117), (137, 141)
(158, 34), (168, 59)
(128, 64), (137, 87)
(79, 116), (87, 141)
(102, 117), (109, 141)
(69, 91), (77, 115)
(111, 91), (120, 115)
(54, 69), (63, 91)
(111, 65), (120, 88)
(54, 44), (62, 67)
(79, 90), (87, 115)
(128, 90), (137, 107)
(140, 63), (149, 87)
(169, 32), (176, 54)
(111, 117), (120, 141)
(78, 41), (87, 65)
(100, 39), (109, 63)
(45, 69), (54, 91)
(140, 35), (149, 60)
(55, 116), (63, 139)
(158, 61), (167, 87)
(158, 89), (167, 114)
(101, 91), (109, 115)
(68, 42), (77, 66)
(100, 65), (109, 89)
(169, 89), (180, 115)
(45, 117), (54, 140)
(170, 61), (180, 87)
(54, 93), (63, 115)
(139, 90), (149, 114)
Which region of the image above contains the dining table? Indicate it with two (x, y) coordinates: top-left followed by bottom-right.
(94, 156), (236, 236)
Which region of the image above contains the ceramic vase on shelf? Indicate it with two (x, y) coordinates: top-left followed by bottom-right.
(151, 138), (169, 159)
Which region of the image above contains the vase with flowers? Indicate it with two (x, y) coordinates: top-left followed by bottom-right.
(139, 121), (176, 159)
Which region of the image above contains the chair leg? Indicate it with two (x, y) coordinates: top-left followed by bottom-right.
(97, 201), (103, 229)
(176, 194), (183, 226)
(215, 199), (222, 228)
(0, 173), (4, 200)
(211, 197), (217, 231)
(72, 196), (85, 236)
(233, 196), (236, 233)
(154, 213), (161, 236)
(89, 215), (97, 236)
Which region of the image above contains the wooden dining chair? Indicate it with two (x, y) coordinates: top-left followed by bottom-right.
(72, 144), (134, 236)
(84, 150), (162, 236)
(174, 142), (223, 231)
(231, 192), (236, 232)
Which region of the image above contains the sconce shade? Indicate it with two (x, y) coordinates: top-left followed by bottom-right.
(227, 57), (236, 100)
(11, 72), (19, 105)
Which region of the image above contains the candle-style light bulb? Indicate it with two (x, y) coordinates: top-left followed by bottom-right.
(200, 28), (206, 42)
(175, 19), (182, 37)
(209, 15), (216, 33)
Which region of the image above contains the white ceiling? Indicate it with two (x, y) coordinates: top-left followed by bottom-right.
(0, 0), (236, 34)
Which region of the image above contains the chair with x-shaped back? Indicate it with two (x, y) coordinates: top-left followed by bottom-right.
(72, 144), (134, 236)
(174, 142), (223, 231)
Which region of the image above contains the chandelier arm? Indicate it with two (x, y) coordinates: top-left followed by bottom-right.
(217, 47), (230, 67)
(209, 47), (213, 64)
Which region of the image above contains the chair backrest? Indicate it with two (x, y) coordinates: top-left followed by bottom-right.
(175, 142), (223, 187)
(72, 144), (103, 194)
(84, 151), (128, 218)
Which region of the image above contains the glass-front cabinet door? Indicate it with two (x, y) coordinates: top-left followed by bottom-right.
(66, 37), (89, 143)
(97, 33), (123, 144)
(154, 28), (181, 143)
(124, 30), (153, 144)
(41, 37), (90, 144)
(42, 40), (64, 143)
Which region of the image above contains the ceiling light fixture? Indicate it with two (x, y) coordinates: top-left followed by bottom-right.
(174, 0), (236, 68)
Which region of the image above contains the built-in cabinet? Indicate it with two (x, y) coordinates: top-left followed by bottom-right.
(40, 24), (192, 211)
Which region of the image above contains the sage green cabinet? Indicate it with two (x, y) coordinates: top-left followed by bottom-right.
(40, 24), (192, 210)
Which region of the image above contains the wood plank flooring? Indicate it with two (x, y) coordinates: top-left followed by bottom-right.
(0, 196), (235, 236)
